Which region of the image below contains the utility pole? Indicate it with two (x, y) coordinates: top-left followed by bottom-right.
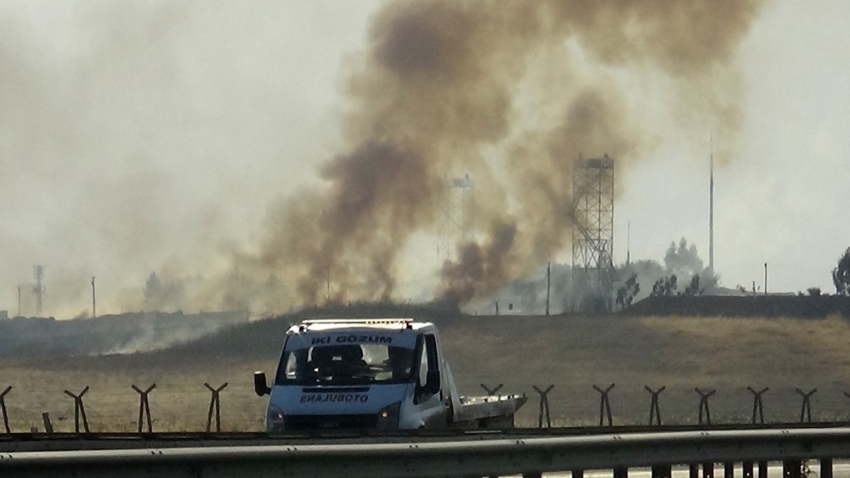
(16, 285), (21, 317)
(545, 262), (551, 316)
(764, 263), (768, 296)
(32, 265), (46, 316)
(709, 136), (715, 275)
(91, 276), (97, 318)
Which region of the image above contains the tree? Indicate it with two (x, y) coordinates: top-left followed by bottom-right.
(664, 239), (704, 278)
(144, 272), (162, 303)
(833, 247), (850, 296)
(143, 271), (184, 311)
(651, 274), (677, 297)
(616, 275), (641, 309)
(682, 274), (702, 296)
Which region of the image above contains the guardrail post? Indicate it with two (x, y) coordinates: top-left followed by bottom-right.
(572, 469), (584, 478)
(782, 460), (801, 478)
(695, 388), (716, 425)
(63, 386), (90, 434)
(795, 388), (816, 423)
(820, 458), (833, 478)
(614, 466), (628, 478)
(743, 461), (754, 478)
(532, 385), (553, 428)
(759, 461), (768, 478)
(593, 383), (615, 426)
(652, 465), (672, 478)
(0, 386), (10, 434)
(204, 382), (228, 433)
(747, 387), (768, 424)
(724, 462), (734, 478)
(480, 383), (504, 396)
(690, 464), (699, 478)
(132, 384), (156, 433)
(645, 386), (665, 425)
(703, 462), (715, 478)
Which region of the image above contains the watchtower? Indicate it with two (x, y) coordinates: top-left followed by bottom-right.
(571, 155), (615, 305)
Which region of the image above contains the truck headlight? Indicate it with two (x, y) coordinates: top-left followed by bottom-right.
(267, 405), (286, 432)
(376, 402), (401, 431)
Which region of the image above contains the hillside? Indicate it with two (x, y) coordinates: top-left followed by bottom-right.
(622, 295), (850, 318)
(4, 304), (850, 431)
(0, 311), (248, 356)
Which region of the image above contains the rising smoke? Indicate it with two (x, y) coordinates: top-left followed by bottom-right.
(251, 0), (766, 309)
(1, 1), (767, 317)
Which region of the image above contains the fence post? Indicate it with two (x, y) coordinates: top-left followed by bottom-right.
(593, 383), (615, 426)
(132, 384), (156, 433)
(532, 385), (554, 428)
(645, 386), (665, 426)
(795, 388), (816, 423)
(41, 412), (54, 434)
(695, 388), (716, 425)
(480, 383), (504, 396)
(204, 382), (228, 433)
(63, 386), (91, 433)
(747, 387), (768, 424)
(0, 386), (10, 434)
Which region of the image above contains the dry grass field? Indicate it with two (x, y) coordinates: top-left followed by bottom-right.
(439, 314), (850, 426)
(3, 313), (850, 431)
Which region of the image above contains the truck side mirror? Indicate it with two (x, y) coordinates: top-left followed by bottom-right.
(253, 371), (271, 396)
(424, 369), (441, 395)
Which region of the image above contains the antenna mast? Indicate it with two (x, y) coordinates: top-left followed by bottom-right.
(709, 135), (715, 275)
(32, 265), (46, 316)
(91, 276), (97, 318)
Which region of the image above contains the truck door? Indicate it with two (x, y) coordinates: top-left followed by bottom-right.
(412, 334), (447, 428)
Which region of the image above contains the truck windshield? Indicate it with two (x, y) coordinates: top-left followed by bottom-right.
(275, 343), (416, 385)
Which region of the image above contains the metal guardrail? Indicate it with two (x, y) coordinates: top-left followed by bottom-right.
(2, 427), (850, 478)
(2, 422), (848, 451)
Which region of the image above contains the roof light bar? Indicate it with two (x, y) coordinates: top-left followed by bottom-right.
(300, 318), (414, 325)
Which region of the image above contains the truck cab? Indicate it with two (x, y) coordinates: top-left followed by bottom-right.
(254, 318), (451, 431)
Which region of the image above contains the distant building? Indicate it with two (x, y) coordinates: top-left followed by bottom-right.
(0, 310), (7, 320)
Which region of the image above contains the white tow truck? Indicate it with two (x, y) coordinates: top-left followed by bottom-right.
(253, 318), (526, 431)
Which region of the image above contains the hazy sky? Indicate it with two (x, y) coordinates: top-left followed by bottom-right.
(1, 1), (848, 317)
(618, 0), (850, 294)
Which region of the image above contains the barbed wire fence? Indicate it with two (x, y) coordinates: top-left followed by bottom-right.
(2, 380), (850, 433)
(0, 382), (267, 433)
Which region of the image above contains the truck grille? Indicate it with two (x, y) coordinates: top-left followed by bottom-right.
(285, 414), (378, 430)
